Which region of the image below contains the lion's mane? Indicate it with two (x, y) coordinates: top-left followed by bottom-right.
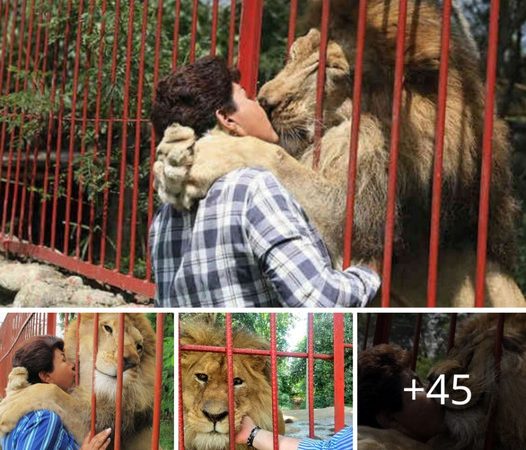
(180, 317), (285, 450)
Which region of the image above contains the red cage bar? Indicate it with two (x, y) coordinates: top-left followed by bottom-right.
(0, 0), (514, 306)
(0, 313), (167, 449)
(179, 313), (351, 448)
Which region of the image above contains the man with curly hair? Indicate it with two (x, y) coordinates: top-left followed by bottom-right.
(149, 56), (380, 308)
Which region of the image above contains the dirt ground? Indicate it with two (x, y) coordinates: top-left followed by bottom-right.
(282, 406), (353, 439)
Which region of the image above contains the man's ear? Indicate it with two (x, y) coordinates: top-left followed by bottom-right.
(215, 109), (239, 135)
(38, 370), (51, 384)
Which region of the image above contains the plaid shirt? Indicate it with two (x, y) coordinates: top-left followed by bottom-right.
(150, 168), (380, 307)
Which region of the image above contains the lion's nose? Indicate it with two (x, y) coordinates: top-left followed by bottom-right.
(258, 97), (276, 118)
(202, 409), (228, 424)
(123, 357), (138, 371)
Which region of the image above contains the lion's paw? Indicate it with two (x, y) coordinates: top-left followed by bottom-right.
(5, 367), (30, 395)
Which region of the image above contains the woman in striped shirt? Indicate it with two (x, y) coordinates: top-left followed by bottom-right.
(1, 336), (111, 450)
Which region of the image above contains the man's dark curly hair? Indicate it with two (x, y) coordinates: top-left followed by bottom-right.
(358, 344), (411, 428)
(150, 56), (240, 139)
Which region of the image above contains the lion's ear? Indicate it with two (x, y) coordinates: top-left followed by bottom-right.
(326, 41), (349, 72)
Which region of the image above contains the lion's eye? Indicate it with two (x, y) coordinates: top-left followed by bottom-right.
(103, 325), (112, 334)
(136, 343), (143, 353)
(233, 377), (243, 386)
(195, 373), (208, 382)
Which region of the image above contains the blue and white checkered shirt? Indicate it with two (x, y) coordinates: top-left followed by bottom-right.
(150, 168), (380, 307)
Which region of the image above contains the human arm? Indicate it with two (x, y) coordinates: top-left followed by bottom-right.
(235, 416), (300, 450)
(244, 171), (380, 307)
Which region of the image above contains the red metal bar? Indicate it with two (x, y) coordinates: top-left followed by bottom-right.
(373, 315), (392, 345)
(115, 0), (136, 272)
(129, 0), (150, 275)
(178, 316), (185, 449)
(46, 313), (57, 335)
(483, 314), (505, 449)
(225, 314), (236, 450)
(1, 0), (27, 236)
(475, 0), (501, 307)
(227, 0), (236, 66)
(63, 0), (85, 256)
(100, 0), (121, 266)
(286, 0), (298, 55)
(333, 314), (345, 432)
(146, 0), (165, 281)
(237, 0), (264, 98)
(427, 0), (453, 306)
(88, 0), (108, 262)
(447, 314), (457, 351)
(381, 0), (408, 307)
(171, 0), (182, 69)
(307, 313), (314, 438)
(180, 344), (335, 360)
(269, 314), (279, 450)
(90, 313), (99, 438)
(311, 0), (330, 170)
(1, 236), (155, 297)
(75, 0), (97, 259)
(151, 314), (165, 449)
(189, 0), (199, 63)
(50, 0), (74, 250)
(38, 0), (61, 246)
(411, 314), (422, 370)
(343, 0), (367, 267)
(114, 315), (125, 449)
(75, 315), (81, 386)
(210, 0), (219, 56)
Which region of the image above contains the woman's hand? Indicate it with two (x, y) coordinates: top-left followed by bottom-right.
(80, 428), (112, 450)
(235, 416), (258, 444)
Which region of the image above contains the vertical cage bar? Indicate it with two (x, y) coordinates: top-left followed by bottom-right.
(227, 0), (236, 66)
(411, 314), (422, 370)
(269, 314), (280, 450)
(210, 0), (219, 56)
(63, 0), (85, 256)
(172, 0), (182, 69)
(333, 313), (345, 432)
(115, 0), (136, 272)
(307, 313), (315, 437)
(286, 0), (298, 55)
(362, 313), (371, 350)
(114, 314), (125, 449)
(427, 0), (453, 306)
(475, 0), (501, 307)
(189, 0), (199, 63)
(237, 0), (263, 98)
(380, 0), (408, 307)
(343, 0), (367, 267)
(311, 0), (330, 170)
(90, 313), (99, 438)
(75, 314), (81, 386)
(373, 314), (392, 345)
(483, 314), (505, 449)
(178, 315), (185, 449)
(447, 314), (457, 351)
(129, 0), (150, 275)
(151, 314), (165, 449)
(225, 313), (236, 450)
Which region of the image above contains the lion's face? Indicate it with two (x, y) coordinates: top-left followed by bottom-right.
(64, 313), (156, 415)
(258, 28), (352, 158)
(180, 320), (277, 450)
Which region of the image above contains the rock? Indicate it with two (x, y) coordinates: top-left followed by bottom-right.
(13, 279), (71, 307)
(69, 289), (126, 307)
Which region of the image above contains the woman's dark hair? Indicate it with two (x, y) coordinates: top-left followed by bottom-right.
(358, 344), (411, 428)
(12, 335), (65, 385)
(150, 56), (240, 139)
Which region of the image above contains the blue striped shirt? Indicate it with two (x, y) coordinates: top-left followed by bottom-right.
(150, 168), (380, 307)
(1, 409), (79, 450)
(298, 426), (353, 449)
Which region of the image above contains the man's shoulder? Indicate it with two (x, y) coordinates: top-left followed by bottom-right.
(212, 167), (287, 195)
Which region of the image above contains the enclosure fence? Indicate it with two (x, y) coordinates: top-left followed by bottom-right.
(0, 312), (166, 449)
(0, 0), (507, 305)
(362, 313), (506, 449)
(178, 313), (351, 450)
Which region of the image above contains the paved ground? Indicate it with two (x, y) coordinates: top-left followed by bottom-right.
(282, 406), (353, 440)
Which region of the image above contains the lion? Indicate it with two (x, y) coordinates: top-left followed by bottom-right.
(426, 314), (526, 450)
(180, 316), (285, 450)
(154, 0), (524, 306)
(358, 426), (432, 450)
(0, 313), (157, 450)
